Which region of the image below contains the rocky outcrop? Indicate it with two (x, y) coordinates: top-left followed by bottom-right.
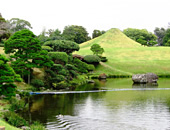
(132, 73), (158, 83)
(98, 73), (107, 79)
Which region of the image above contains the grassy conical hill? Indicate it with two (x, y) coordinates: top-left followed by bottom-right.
(80, 28), (142, 50)
(77, 28), (170, 77)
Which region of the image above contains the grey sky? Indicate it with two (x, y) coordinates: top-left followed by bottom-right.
(1, 0), (170, 36)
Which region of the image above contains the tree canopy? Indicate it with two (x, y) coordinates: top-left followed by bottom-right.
(92, 29), (105, 39)
(8, 18), (32, 34)
(43, 40), (79, 54)
(90, 44), (104, 56)
(163, 29), (170, 46)
(0, 54), (22, 97)
(0, 13), (10, 43)
(123, 28), (157, 46)
(62, 25), (90, 44)
(5, 29), (53, 84)
(154, 27), (166, 46)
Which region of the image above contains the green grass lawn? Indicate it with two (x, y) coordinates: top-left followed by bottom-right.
(0, 120), (21, 130)
(76, 28), (170, 76)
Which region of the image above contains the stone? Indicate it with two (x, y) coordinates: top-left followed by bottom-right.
(132, 73), (158, 83)
(98, 73), (107, 79)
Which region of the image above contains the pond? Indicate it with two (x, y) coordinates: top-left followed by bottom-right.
(22, 78), (170, 130)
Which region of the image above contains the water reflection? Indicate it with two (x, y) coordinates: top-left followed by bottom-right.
(21, 78), (170, 130)
(132, 83), (158, 88)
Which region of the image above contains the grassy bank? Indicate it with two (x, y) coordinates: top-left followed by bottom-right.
(76, 28), (170, 77)
(0, 120), (21, 130)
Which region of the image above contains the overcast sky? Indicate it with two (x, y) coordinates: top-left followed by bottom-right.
(1, 0), (170, 36)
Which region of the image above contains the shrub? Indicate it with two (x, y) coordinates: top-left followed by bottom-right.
(41, 46), (53, 52)
(9, 97), (27, 112)
(87, 64), (95, 71)
(30, 121), (46, 130)
(48, 52), (68, 65)
(51, 64), (64, 72)
(100, 56), (108, 62)
(65, 64), (77, 71)
(31, 79), (44, 89)
(73, 58), (89, 73)
(3, 111), (28, 127)
(83, 55), (101, 64)
(52, 81), (68, 89)
(43, 40), (79, 54)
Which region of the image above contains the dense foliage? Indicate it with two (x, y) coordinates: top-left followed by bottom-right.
(83, 55), (101, 64)
(163, 29), (170, 46)
(43, 40), (79, 54)
(154, 27), (166, 46)
(0, 54), (22, 97)
(62, 25), (90, 44)
(5, 29), (53, 84)
(8, 18), (32, 34)
(92, 29), (105, 39)
(0, 13), (10, 43)
(90, 44), (104, 56)
(48, 52), (68, 65)
(123, 28), (157, 46)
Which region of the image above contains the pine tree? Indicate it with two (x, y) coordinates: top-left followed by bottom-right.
(5, 29), (53, 84)
(0, 54), (22, 97)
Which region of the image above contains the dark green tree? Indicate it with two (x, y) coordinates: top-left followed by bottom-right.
(8, 18), (32, 34)
(123, 28), (157, 46)
(163, 29), (170, 46)
(0, 13), (10, 43)
(43, 40), (79, 54)
(5, 29), (53, 84)
(90, 44), (104, 56)
(0, 54), (22, 97)
(62, 25), (89, 44)
(92, 29), (105, 39)
(154, 27), (166, 46)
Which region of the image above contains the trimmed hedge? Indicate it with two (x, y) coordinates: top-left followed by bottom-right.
(83, 55), (101, 64)
(41, 46), (53, 52)
(48, 52), (68, 64)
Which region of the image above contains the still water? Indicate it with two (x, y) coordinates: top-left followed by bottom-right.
(24, 78), (170, 130)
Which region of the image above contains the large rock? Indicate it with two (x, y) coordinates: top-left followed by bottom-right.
(132, 73), (158, 83)
(98, 73), (107, 79)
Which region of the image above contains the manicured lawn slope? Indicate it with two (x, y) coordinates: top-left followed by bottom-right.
(77, 28), (170, 76)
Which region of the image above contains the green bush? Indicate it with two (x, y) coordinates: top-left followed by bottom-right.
(52, 81), (68, 89)
(43, 40), (79, 54)
(51, 64), (64, 71)
(73, 58), (89, 73)
(87, 64), (95, 71)
(83, 55), (101, 64)
(9, 97), (27, 112)
(3, 111), (28, 127)
(65, 64), (77, 70)
(31, 79), (44, 89)
(41, 46), (53, 52)
(30, 121), (46, 130)
(100, 56), (108, 62)
(48, 52), (68, 65)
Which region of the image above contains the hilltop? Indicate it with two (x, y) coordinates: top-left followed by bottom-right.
(77, 28), (170, 77)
